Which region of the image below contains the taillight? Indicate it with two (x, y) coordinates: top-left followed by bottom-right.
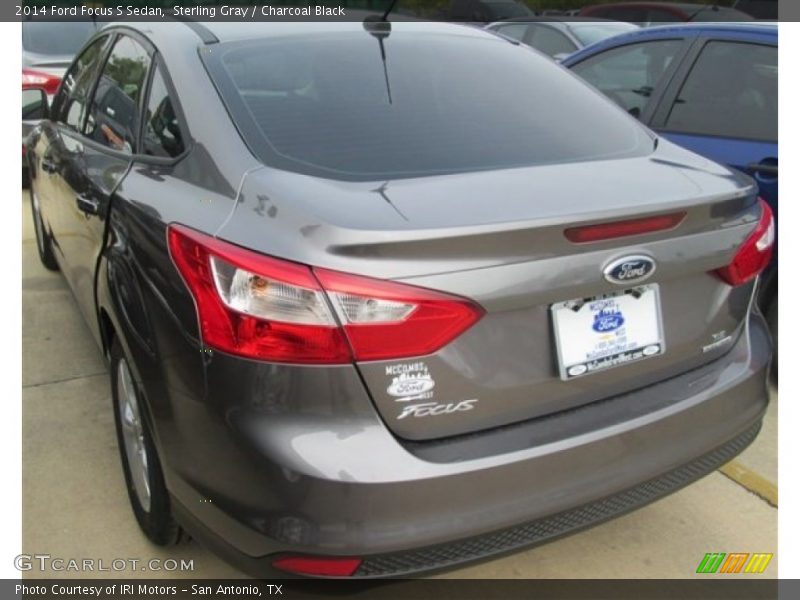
(715, 198), (775, 286)
(315, 267), (484, 362)
(564, 211), (686, 243)
(22, 68), (61, 95)
(272, 556), (362, 577)
(167, 225), (350, 364)
(167, 225), (484, 364)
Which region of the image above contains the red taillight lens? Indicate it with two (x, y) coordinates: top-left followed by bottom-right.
(167, 225), (351, 364)
(715, 198), (775, 286)
(564, 212), (686, 243)
(272, 556), (362, 577)
(22, 68), (61, 95)
(167, 225), (484, 364)
(315, 267), (484, 362)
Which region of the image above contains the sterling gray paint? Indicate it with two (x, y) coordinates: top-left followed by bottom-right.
(25, 20), (771, 577)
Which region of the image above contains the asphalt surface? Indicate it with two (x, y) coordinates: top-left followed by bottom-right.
(21, 189), (777, 579)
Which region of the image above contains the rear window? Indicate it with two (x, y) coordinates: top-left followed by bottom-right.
(22, 21), (97, 56)
(207, 28), (653, 180)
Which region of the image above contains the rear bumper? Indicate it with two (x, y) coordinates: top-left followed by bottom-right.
(170, 311), (770, 577)
(355, 421), (761, 577)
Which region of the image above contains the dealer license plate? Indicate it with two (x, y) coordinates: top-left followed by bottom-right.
(551, 284), (664, 380)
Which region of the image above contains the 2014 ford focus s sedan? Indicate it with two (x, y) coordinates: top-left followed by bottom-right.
(24, 20), (773, 578)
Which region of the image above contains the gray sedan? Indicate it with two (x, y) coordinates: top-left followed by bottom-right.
(24, 20), (772, 578)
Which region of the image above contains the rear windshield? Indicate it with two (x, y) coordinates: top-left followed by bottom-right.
(22, 21), (97, 56)
(207, 28), (653, 180)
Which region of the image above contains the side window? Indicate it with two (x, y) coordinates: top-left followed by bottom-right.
(493, 24), (528, 42)
(52, 35), (110, 132)
(571, 40), (684, 118)
(142, 65), (186, 158)
(84, 35), (151, 154)
(528, 25), (577, 58)
(664, 42), (777, 142)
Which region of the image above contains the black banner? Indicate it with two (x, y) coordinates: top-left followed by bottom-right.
(4, 579), (792, 600)
(6, 0), (794, 22)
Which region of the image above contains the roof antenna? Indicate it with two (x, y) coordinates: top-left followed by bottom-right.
(363, 0), (399, 104)
(380, 0), (400, 21)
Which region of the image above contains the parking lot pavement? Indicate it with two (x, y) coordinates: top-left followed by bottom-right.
(21, 189), (777, 579)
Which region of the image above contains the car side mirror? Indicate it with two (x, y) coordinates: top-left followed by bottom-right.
(22, 88), (48, 121)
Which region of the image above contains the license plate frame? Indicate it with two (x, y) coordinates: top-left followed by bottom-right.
(551, 284), (665, 380)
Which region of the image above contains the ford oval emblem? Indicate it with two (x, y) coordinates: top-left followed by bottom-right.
(603, 255), (656, 285)
(387, 377), (435, 398)
(592, 310), (625, 333)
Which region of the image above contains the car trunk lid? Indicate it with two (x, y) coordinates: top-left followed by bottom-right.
(227, 141), (761, 440)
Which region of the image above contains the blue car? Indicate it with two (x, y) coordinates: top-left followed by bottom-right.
(563, 23), (777, 361)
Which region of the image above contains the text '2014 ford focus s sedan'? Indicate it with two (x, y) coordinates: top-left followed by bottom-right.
(24, 20), (773, 578)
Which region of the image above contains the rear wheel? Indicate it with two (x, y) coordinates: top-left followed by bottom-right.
(110, 340), (185, 545)
(29, 187), (59, 271)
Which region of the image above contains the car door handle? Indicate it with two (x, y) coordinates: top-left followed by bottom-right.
(747, 162), (779, 176)
(75, 193), (100, 216)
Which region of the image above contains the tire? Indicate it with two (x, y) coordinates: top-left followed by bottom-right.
(766, 297), (777, 382)
(110, 340), (185, 545)
(29, 186), (59, 271)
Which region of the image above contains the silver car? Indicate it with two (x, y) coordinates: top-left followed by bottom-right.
(486, 17), (639, 59)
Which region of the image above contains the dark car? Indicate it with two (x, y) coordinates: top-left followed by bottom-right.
(22, 20), (98, 186)
(562, 23), (777, 367)
(486, 17), (638, 59)
(579, 2), (753, 25)
(24, 21), (772, 578)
